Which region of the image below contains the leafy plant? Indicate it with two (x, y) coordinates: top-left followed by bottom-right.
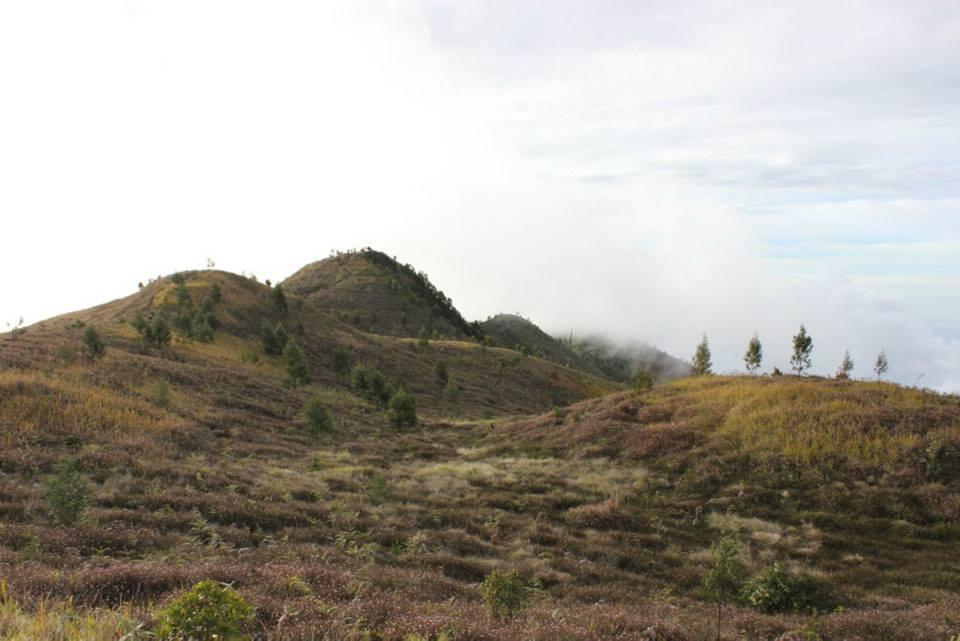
(874, 350), (889, 380)
(388, 388), (417, 428)
(303, 397), (332, 434)
(741, 563), (833, 614)
(82, 326), (105, 360)
(272, 284), (288, 313)
(283, 338), (310, 385)
(156, 580), (253, 641)
(479, 569), (538, 621)
(702, 534), (747, 641)
(43, 458), (91, 525)
(351, 365), (390, 407)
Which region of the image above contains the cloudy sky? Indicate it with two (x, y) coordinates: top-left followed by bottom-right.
(1, 1), (958, 390)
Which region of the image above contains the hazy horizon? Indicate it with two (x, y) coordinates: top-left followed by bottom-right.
(2, 1), (958, 391)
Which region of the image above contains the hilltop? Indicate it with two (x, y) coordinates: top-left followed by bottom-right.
(283, 249), (482, 340)
(0, 257), (957, 641)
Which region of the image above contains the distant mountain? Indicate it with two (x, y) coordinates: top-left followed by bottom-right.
(562, 333), (691, 383)
(480, 314), (606, 376)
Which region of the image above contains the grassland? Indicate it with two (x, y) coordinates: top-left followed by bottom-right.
(0, 263), (958, 640)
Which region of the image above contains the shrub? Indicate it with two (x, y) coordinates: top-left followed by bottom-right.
(283, 339), (311, 385)
(927, 436), (959, 483)
(149, 317), (172, 349)
(303, 398), (332, 434)
(148, 380), (172, 408)
(435, 361), (448, 385)
(261, 322), (286, 356)
(479, 569), (537, 621)
(82, 326), (105, 360)
(156, 580), (253, 641)
(352, 365), (390, 407)
(635, 369), (654, 391)
(702, 534), (747, 641)
(388, 388), (417, 428)
(442, 377), (460, 414)
(272, 285), (288, 313)
(43, 458), (91, 525)
(741, 563), (833, 613)
(332, 347), (351, 376)
(417, 326), (429, 348)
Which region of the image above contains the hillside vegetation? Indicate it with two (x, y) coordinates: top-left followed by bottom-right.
(0, 258), (957, 641)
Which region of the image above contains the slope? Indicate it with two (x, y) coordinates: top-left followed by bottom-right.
(282, 249), (482, 340)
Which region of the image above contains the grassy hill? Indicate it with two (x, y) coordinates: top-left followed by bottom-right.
(283, 249), (482, 340)
(0, 266), (958, 640)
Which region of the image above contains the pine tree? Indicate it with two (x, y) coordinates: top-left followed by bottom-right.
(744, 333), (762, 374)
(388, 388), (417, 428)
(691, 334), (713, 376)
(874, 350), (889, 380)
(790, 324), (813, 375)
(837, 350), (854, 379)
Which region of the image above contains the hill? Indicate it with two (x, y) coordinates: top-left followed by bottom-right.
(283, 248), (482, 340)
(480, 315), (690, 384)
(0, 263), (957, 641)
(564, 333), (691, 383)
(480, 314), (606, 376)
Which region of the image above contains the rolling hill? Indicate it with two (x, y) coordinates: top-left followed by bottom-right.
(0, 255), (957, 641)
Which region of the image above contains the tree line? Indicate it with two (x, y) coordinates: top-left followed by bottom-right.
(690, 324), (890, 380)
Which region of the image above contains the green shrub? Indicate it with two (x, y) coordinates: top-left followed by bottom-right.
(634, 369), (654, 391)
(479, 569), (538, 621)
(303, 398), (332, 434)
(332, 347), (352, 376)
(927, 436), (959, 483)
(283, 339), (310, 385)
(148, 380), (172, 408)
(156, 580), (253, 641)
(741, 563), (832, 613)
(442, 377), (460, 414)
(417, 326), (429, 348)
(702, 534), (747, 641)
(435, 361), (448, 385)
(82, 326), (105, 359)
(43, 458), (91, 525)
(272, 285), (288, 313)
(351, 365), (390, 407)
(388, 388), (417, 428)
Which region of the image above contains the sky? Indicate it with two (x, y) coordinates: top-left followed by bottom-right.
(1, 1), (958, 390)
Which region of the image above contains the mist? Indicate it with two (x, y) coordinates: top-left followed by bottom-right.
(1, 1), (958, 391)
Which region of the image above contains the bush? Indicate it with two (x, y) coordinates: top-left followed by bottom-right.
(442, 377), (460, 414)
(43, 458), (91, 525)
(435, 361), (448, 385)
(926, 436), (959, 483)
(156, 580), (253, 641)
(741, 563), (833, 613)
(261, 322), (287, 356)
(272, 285), (288, 313)
(479, 569), (537, 621)
(332, 347), (351, 376)
(634, 369), (654, 391)
(148, 380), (172, 408)
(303, 398), (332, 434)
(283, 339), (310, 385)
(82, 326), (105, 359)
(388, 388), (417, 428)
(352, 365), (390, 407)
